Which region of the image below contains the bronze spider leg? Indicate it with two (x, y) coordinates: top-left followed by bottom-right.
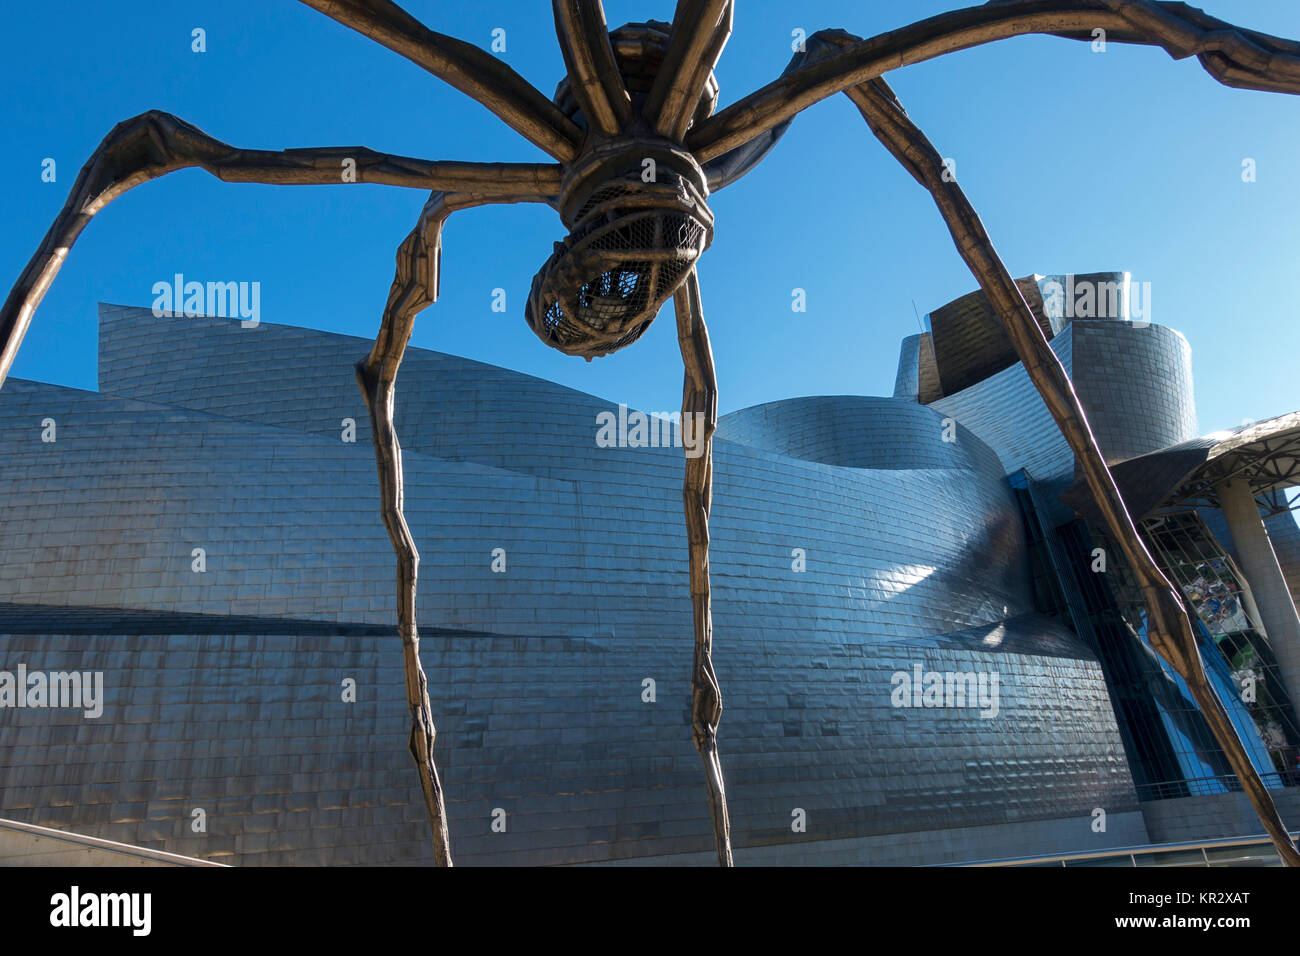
(355, 189), (554, 867)
(0, 102), (561, 862)
(842, 69), (1300, 867)
(0, 107), (561, 388)
(665, 3), (737, 869)
(552, 0), (633, 137)
(687, 0), (1300, 162)
(674, 267), (732, 866)
(298, 0), (582, 161)
(645, 0), (733, 140)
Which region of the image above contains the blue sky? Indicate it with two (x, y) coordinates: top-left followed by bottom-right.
(1, 0), (1297, 433)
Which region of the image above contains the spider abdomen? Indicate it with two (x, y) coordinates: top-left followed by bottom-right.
(526, 139), (713, 359)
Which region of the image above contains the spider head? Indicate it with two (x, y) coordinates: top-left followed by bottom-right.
(525, 139), (713, 359)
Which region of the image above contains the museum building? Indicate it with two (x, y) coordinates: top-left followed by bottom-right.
(0, 272), (1297, 865)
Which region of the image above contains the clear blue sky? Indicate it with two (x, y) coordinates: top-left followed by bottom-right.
(2, 0), (1297, 433)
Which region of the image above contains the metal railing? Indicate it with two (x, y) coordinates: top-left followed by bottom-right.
(945, 831), (1300, 867)
(1135, 770), (1299, 802)
(0, 817), (226, 867)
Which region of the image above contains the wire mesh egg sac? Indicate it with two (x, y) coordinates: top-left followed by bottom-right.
(526, 163), (714, 359)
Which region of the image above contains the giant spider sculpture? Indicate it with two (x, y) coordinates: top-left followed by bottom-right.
(2, 0), (1299, 868)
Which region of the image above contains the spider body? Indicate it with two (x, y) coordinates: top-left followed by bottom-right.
(527, 21), (721, 358)
(527, 135), (713, 358)
(3, 0), (1300, 869)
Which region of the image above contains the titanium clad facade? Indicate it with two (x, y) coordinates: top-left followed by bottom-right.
(928, 327), (1078, 497)
(1070, 321), (1199, 465)
(897, 284), (1296, 804)
(0, 303), (1143, 865)
(923, 320), (1198, 527)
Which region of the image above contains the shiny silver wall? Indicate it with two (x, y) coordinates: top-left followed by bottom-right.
(907, 312), (1198, 525)
(0, 305), (1140, 865)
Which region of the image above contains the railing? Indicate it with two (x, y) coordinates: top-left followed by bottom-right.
(944, 831), (1300, 867)
(0, 817), (227, 867)
(1135, 770), (1299, 801)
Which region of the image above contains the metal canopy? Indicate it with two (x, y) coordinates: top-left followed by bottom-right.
(1061, 412), (1300, 521)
